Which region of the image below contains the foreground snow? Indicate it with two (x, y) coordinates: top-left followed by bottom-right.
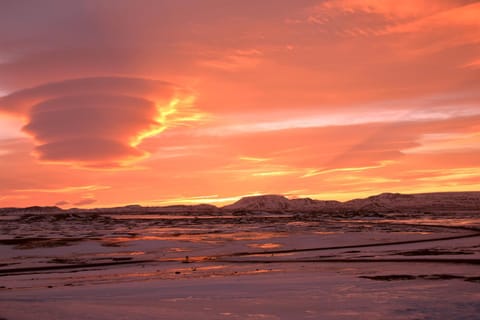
(2, 263), (480, 320)
(1, 210), (479, 319)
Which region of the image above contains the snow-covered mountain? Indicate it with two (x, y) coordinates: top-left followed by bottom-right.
(222, 195), (341, 212)
(223, 192), (480, 213)
(2, 192), (479, 215)
(222, 194), (342, 212)
(343, 192), (480, 212)
(222, 195), (292, 211)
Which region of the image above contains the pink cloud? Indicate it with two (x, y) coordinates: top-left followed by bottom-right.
(0, 77), (198, 167)
(0, 1), (479, 207)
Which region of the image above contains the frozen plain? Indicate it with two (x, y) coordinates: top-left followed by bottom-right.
(1, 204), (480, 319)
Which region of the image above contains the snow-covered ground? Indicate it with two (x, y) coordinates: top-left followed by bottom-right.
(2, 265), (480, 320)
(1, 210), (479, 319)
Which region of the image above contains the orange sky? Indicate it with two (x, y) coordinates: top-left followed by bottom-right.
(1, 0), (479, 208)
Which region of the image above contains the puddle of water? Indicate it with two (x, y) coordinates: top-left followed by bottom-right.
(248, 243), (282, 249)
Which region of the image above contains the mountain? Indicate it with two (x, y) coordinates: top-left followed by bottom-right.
(344, 192), (480, 212)
(0, 203), (220, 215)
(222, 195), (292, 211)
(74, 203), (220, 215)
(1, 192), (479, 215)
(222, 194), (342, 212)
(223, 192), (480, 213)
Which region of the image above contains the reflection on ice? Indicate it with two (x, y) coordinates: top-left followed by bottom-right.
(248, 243), (282, 249)
(0, 210), (479, 320)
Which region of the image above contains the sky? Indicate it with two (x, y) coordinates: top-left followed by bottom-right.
(0, 0), (479, 208)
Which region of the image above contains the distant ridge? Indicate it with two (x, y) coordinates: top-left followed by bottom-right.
(1, 192), (479, 214)
(223, 192), (480, 213)
(222, 194), (342, 211)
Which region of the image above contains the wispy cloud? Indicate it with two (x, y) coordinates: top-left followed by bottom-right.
(73, 198), (97, 206)
(14, 185), (111, 193)
(151, 193), (264, 206)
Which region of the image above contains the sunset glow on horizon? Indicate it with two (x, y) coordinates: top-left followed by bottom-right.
(1, 0), (480, 208)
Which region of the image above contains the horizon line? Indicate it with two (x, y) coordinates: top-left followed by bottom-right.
(4, 190), (480, 210)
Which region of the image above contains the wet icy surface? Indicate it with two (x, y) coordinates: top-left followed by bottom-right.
(1, 211), (479, 319)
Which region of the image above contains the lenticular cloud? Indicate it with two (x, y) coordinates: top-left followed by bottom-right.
(0, 77), (191, 167)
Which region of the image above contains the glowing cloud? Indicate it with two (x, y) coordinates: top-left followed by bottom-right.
(0, 1), (479, 207)
(0, 77), (201, 167)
